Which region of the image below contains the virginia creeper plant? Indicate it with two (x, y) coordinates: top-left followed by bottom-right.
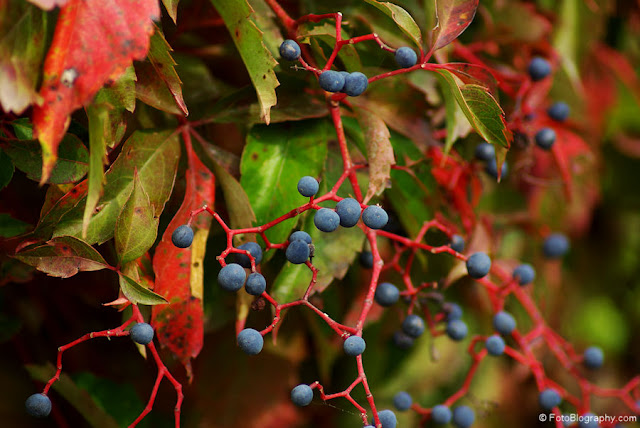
(1, 0), (640, 427)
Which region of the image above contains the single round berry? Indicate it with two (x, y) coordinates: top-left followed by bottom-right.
(446, 320), (468, 341)
(528, 56), (552, 81)
(445, 302), (463, 321)
(485, 335), (506, 356)
(235, 242), (263, 268)
(493, 311), (516, 335)
(452, 405), (475, 428)
(374, 282), (400, 307)
(539, 388), (562, 410)
(362, 205), (389, 229)
(466, 252), (491, 279)
(218, 263), (247, 292)
(314, 208), (340, 232)
(318, 70), (346, 93)
(474, 142), (495, 162)
(130, 322), (154, 345)
(393, 391), (412, 411)
(450, 234), (465, 253)
(286, 240), (310, 264)
(335, 198), (361, 227)
(395, 47), (417, 68)
(279, 39), (301, 61)
(25, 393), (52, 418)
(289, 230), (312, 245)
(513, 263), (536, 285)
(432, 405), (452, 424)
(290, 384), (313, 406)
(360, 251), (374, 269)
(343, 335), (366, 356)
(297, 176), (319, 197)
(401, 314), (425, 338)
(543, 233), (570, 259)
(378, 409), (397, 428)
(171, 225), (194, 248)
(237, 328), (263, 355)
(583, 346), (604, 369)
(548, 101), (570, 122)
(392, 330), (414, 349)
(344, 72), (369, 96)
(485, 159), (508, 180)
(245, 272), (267, 295)
(535, 128), (556, 150)
(579, 412), (599, 428)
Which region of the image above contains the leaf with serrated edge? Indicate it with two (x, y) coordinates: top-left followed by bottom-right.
(115, 171), (157, 265)
(357, 109), (396, 203)
(82, 104), (108, 238)
(364, 0), (423, 48)
(118, 273), (167, 305)
(161, 0), (179, 23)
(432, 0), (479, 51)
(209, 0), (278, 124)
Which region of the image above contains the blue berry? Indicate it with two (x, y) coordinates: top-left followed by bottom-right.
(474, 142), (495, 162)
(235, 242), (263, 268)
(446, 319), (468, 341)
(395, 47), (417, 68)
(374, 282), (400, 307)
(25, 393), (52, 418)
(218, 263), (247, 292)
(451, 234), (465, 253)
(344, 335), (366, 356)
(535, 128), (556, 150)
(432, 405), (452, 424)
(513, 263), (535, 285)
(171, 225), (194, 248)
(401, 314), (425, 338)
(528, 57), (552, 81)
(360, 251), (374, 269)
(314, 208), (340, 232)
(286, 240), (310, 264)
(539, 388), (562, 410)
(344, 72), (369, 96)
(579, 413), (599, 428)
(290, 384), (313, 406)
(297, 176), (319, 197)
(245, 272), (266, 295)
(393, 391), (412, 411)
(583, 346), (604, 369)
(445, 302), (463, 321)
(335, 198), (361, 227)
(485, 159), (508, 180)
(362, 205), (389, 229)
(466, 252), (491, 279)
(452, 405), (475, 428)
(485, 334), (506, 356)
(237, 328), (264, 355)
(279, 39), (301, 61)
(130, 322), (154, 345)
(378, 409), (397, 428)
(290, 230), (312, 244)
(318, 70), (346, 92)
(392, 330), (414, 349)
(493, 311), (516, 335)
(548, 101), (570, 122)
(543, 233), (570, 259)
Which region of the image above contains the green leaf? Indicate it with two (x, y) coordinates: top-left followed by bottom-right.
(440, 75), (473, 154)
(553, 0), (581, 91)
(26, 363), (120, 428)
(298, 22), (362, 71)
(93, 66), (136, 149)
(209, 0), (279, 124)
(3, 133), (89, 184)
(240, 120), (330, 244)
(0, 213), (31, 237)
(211, 162), (256, 231)
(118, 272), (168, 305)
(115, 172), (158, 265)
(431, 0), (479, 51)
(162, 0), (180, 23)
(51, 130), (180, 245)
(0, 148), (14, 189)
(13, 236), (110, 278)
(356, 109), (396, 202)
(82, 104), (109, 238)
(364, 0), (423, 49)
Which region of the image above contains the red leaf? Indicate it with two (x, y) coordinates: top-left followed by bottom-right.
(432, 0), (479, 51)
(32, 0), (160, 184)
(151, 136), (215, 380)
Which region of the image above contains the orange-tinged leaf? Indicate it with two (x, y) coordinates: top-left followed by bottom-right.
(32, 0), (160, 184)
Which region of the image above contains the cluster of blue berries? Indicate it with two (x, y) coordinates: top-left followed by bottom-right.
(474, 141), (507, 180)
